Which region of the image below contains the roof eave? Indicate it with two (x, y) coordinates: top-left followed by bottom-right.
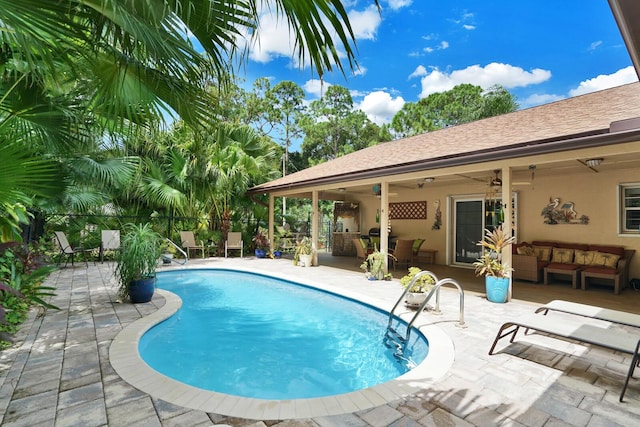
(249, 128), (640, 194)
(609, 0), (640, 79)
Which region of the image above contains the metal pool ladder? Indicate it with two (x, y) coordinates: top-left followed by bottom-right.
(385, 271), (466, 355)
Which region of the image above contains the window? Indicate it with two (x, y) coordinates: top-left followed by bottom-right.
(620, 184), (640, 233)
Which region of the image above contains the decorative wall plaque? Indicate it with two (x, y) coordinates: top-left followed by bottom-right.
(541, 197), (589, 224)
(389, 201), (427, 220)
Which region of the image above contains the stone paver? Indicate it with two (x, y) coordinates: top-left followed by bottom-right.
(1, 257), (640, 426)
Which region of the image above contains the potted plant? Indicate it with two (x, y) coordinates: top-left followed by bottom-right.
(473, 225), (516, 303)
(252, 231), (269, 258)
(294, 237), (314, 267)
(160, 239), (176, 265)
(360, 249), (396, 280)
(115, 223), (162, 303)
(400, 267), (435, 306)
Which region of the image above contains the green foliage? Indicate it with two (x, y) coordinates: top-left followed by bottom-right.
(0, 242), (58, 349)
(115, 223), (162, 300)
(295, 237), (314, 256)
(360, 249), (396, 280)
(399, 267), (435, 293)
(391, 84), (518, 138)
(473, 226), (516, 278)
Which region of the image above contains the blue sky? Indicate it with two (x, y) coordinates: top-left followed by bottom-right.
(234, 1), (637, 147)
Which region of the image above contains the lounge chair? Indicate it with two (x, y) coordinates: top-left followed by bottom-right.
(100, 230), (120, 263)
(535, 299), (640, 328)
(180, 231), (205, 259)
(54, 231), (92, 267)
(225, 232), (243, 258)
(489, 310), (640, 402)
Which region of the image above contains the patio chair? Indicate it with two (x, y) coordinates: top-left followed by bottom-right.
(54, 231), (92, 267)
(225, 231), (243, 258)
(390, 239), (415, 270)
(100, 230), (120, 263)
(180, 231), (205, 259)
(353, 238), (370, 263)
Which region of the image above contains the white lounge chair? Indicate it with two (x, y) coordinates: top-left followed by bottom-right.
(100, 230), (120, 263)
(54, 231), (92, 267)
(180, 231), (205, 259)
(489, 311), (640, 402)
(225, 232), (243, 258)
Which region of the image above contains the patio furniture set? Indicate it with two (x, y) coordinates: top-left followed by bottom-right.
(512, 240), (635, 294)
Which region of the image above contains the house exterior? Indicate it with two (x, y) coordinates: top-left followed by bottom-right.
(250, 1), (640, 290)
(250, 82), (640, 287)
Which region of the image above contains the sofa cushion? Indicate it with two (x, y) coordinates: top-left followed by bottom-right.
(532, 245), (553, 262)
(516, 245), (535, 256)
(591, 251), (621, 269)
(574, 250), (597, 265)
(582, 265), (617, 275)
(589, 245), (625, 258)
(546, 262), (581, 271)
(551, 248), (574, 264)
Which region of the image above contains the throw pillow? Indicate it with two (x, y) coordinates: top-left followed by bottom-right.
(574, 250), (597, 265)
(551, 248), (574, 264)
(516, 245), (534, 256)
(591, 252), (620, 269)
(532, 245), (552, 261)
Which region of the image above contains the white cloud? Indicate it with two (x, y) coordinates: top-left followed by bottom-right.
(417, 62), (552, 98)
(385, 0), (412, 10)
(463, 24), (476, 30)
(348, 6), (382, 40)
(241, 3), (382, 70)
(303, 79), (332, 98)
(408, 65), (428, 79)
(357, 91), (406, 125)
(569, 66), (638, 96)
(588, 40), (603, 51)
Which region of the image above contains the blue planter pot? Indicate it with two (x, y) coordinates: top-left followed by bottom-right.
(129, 276), (156, 303)
(273, 250), (282, 258)
(485, 276), (510, 303)
(255, 249), (267, 258)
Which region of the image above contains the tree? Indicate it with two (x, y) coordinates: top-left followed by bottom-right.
(301, 85), (389, 163)
(391, 84), (519, 138)
(0, 0), (380, 239)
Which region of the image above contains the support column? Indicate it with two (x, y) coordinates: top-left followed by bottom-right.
(380, 182), (389, 272)
(501, 167), (513, 302)
(312, 190), (319, 266)
(268, 194), (275, 253)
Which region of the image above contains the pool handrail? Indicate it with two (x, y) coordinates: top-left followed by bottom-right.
(164, 238), (188, 265)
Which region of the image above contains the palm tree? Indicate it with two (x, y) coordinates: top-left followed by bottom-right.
(0, 0), (379, 239)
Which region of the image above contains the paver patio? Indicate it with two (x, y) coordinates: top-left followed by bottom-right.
(1, 256), (639, 426)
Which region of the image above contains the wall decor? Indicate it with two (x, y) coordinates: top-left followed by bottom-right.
(540, 197), (589, 225)
(432, 199), (442, 230)
(389, 201), (427, 220)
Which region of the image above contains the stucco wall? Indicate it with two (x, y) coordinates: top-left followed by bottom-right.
(353, 167), (640, 280)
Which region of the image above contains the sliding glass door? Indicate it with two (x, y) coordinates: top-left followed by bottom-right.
(453, 198), (484, 264)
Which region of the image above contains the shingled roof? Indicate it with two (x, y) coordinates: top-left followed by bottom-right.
(251, 82), (640, 193)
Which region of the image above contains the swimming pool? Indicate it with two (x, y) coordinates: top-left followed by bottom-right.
(139, 269), (429, 400)
(110, 262), (455, 419)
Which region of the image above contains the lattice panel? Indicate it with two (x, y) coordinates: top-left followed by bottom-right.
(389, 201), (427, 219)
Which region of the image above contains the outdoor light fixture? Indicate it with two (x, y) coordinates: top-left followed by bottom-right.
(585, 158), (603, 168)
(338, 188), (346, 192)
(424, 177), (435, 183)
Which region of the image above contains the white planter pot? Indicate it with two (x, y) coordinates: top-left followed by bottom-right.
(405, 292), (427, 306)
(299, 254), (313, 267)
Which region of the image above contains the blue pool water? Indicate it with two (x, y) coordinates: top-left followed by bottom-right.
(139, 269), (429, 400)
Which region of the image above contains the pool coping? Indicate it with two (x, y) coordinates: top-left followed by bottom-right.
(109, 266), (456, 419)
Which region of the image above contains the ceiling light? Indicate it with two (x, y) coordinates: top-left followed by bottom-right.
(490, 170), (502, 187)
(585, 158), (603, 168)
(424, 177), (435, 183)
(338, 188), (346, 192)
